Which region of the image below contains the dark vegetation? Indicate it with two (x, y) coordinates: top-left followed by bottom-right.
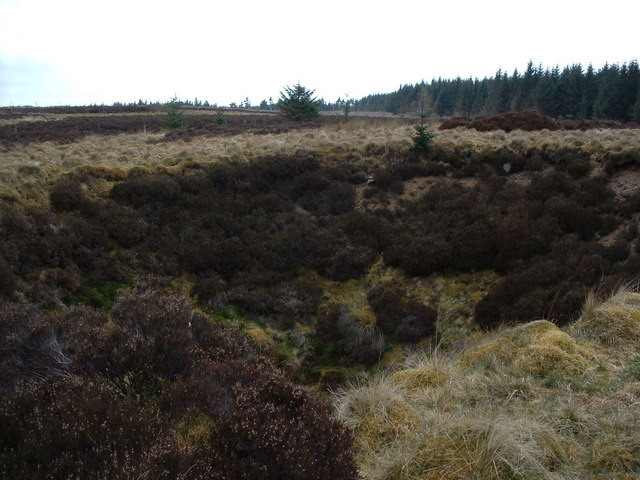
(0, 290), (358, 479)
(278, 83), (321, 121)
(367, 283), (437, 342)
(439, 109), (638, 132)
(440, 110), (560, 132)
(354, 60), (640, 122)
(2, 106), (640, 477)
(2, 140), (638, 340)
(0, 111), (332, 147)
(316, 303), (385, 366)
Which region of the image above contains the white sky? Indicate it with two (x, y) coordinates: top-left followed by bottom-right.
(0, 0), (638, 107)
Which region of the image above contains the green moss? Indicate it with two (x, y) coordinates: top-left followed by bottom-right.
(309, 338), (338, 366)
(207, 304), (245, 324)
(71, 280), (130, 310)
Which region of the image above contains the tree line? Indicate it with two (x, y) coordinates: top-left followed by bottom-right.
(351, 60), (640, 122)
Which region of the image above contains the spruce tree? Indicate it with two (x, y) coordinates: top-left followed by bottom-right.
(164, 96), (186, 128)
(594, 63), (619, 120)
(630, 86), (640, 122)
(278, 83), (321, 121)
(579, 64), (597, 119)
(411, 86), (435, 157)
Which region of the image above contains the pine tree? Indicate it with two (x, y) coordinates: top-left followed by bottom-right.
(411, 86), (436, 157)
(623, 60), (640, 121)
(164, 96), (186, 128)
(594, 63), (620, 120)
(579, 64), (597, 119)
(556, 64), (583, 118)
(485, 69), (510, 115)
(630, 90), (640, 122)
(278, 83), (321, 121)
(518, 61), (539, 111)
(534, 66), (561, 117)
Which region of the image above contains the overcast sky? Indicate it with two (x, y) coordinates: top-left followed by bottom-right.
(0, 0), (638, 107)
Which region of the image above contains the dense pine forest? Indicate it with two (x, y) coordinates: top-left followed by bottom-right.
(349, 60), (640, 121)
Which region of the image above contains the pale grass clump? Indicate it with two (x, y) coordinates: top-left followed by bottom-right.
(390, 350), (456, 391)
(461, 320), (590, 377)
(335, 288), (640, 479)
(571, 286), (640, 347)
(334, 349), (575, 480)
(375, 411), (572, 480)
(335, 361), (577, 479)
(334, 374), (420, 456)
(436, 127), (640, 162)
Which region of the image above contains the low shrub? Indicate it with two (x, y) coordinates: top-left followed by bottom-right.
(619, 191), (640, 217)
(0, 256), (15, 298)
(97, 201), (147, 247)
(546, 197), (600, 240)
(383, 233), (452, 276)
(323, 245), (377, 281)
(109, 289), (193, 381)
(165, 357), (358, 479)
(0, 377), (173, 479)
(0, 291), (359, 479)
(316, 303), (385, 365)
(110, 174), (181, 207)
(368, 283), (437, 342)
(49, 178), (89, 212)
(439, 110), (560, 133)
(564, 157), (592, 178)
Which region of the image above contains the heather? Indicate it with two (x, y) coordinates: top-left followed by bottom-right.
(1, 107), (640, 478)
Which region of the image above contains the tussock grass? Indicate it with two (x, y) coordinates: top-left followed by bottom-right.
(375, 412), (573, 480)
(462, 320), (590, 377)
(334, 289), (640, 479)
(3, 118), (639, 206)
(336, 375), (420, 455)
(572, 286), (640, 348)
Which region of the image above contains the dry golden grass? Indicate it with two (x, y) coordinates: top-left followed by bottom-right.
(0, 119), (406, 205)
(376, 411), (573, 480)
(438, 126), (640, 157)
(571, 287), (640, 348)
(334, 288), (640, 479)
(461, 320), (591, 377)
(3, 117), (639, 206)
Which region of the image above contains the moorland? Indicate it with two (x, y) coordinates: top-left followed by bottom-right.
(1, 105), (640, 479)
